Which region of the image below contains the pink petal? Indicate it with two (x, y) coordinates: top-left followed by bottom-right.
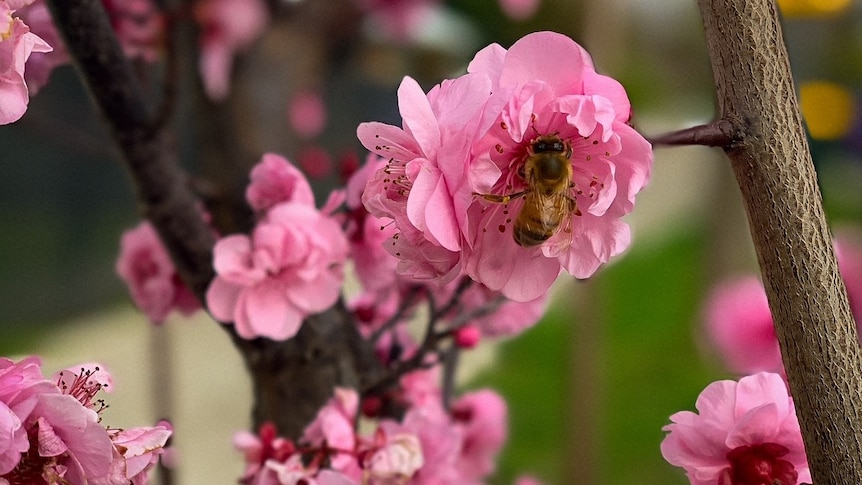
(499, 31), (593, 94)
(397, 76), (440, 157)
(356, 121), (420, 162)
(205, 277), (242, 322)
(237, 281), (303, 340)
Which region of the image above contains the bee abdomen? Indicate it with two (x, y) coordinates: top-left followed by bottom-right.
(513, 214), (559, 247)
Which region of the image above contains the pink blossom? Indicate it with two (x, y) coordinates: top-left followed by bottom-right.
(0, 0), (52, 125)
(15, 0), (67, 94)
(498, 0), (540, 20)
(246, 153), (316, 213)
(351, 0), (439, 42)
(661, 372), (810, 485)
(298, 145), (334, 180)
(704, 276), (782, 375)
(704, 234), (862, 376)
(435, 278), (549, 338)
(513, 476), (546, 485)
(194, 0), (268, 101)
(358, 31), (652, 302)
(363, 432), (423, 483)
(102, 0), (165, 62)
(116, 220), (202, 324)
(206, 199), (349, 340)
(835, 229), (862, 323)
(288, 89), (327, 138)
(302, 388), (359, 474)
(109, 423), (172, 485)
(451, 389), (507, 480)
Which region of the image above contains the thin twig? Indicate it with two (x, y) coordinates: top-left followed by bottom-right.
(648, 118), (744, 148)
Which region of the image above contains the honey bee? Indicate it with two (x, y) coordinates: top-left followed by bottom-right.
(476, 135), (579, 247)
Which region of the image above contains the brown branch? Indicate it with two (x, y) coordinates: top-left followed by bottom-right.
(698, 1), (862, 483)
(45, 0), (216, 301)
(648, 118), (744, 147)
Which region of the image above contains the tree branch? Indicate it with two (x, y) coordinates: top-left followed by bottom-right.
(648, 118), (744, 147)
(45, 0), (216, 300)
(698, 1), (862, 483)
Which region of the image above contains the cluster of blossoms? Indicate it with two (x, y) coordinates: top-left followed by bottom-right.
(234, 370), (519, 484)
(0, 357), (170, 484)
(358, 31), (653, 302)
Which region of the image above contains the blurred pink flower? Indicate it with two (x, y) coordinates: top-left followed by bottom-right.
(513, 476), (546, 485)
(194, 0), (268, 101)
(206, 199), (349, 340)
(835, 230), (862, 322)
(358, 31), (652, 302)
(704, 276), (781, 375)
(102, 0), (164, 62)
(288, 89), (326, 138)
(302, 388), (360, 476)
(298, 145), (333, 180)
(451, 389), (507, 480)
(498, 0), (540, 20)
(0, 0), (52, 124)
(116, 220), (202, 324)
(705, 234), (862, 376)
(246, 153), (316, 213)
(351, 0), (438, 42)
(363, 431), (423, 483)
(111, 423), (173, 485)
(661, 372), (810, 485)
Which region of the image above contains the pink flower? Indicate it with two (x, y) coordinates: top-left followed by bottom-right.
(661, 372), (810, 485)
(301, 388), (360, 474)
(288, 89), (327, 139)
(0, 0), (52, 125)
(451, 389), (507, 480)
(835, 229), (862, 323)
(363, 432), (423, 483)
(206, 200), (349, 340)
(704, 233), (862, 375)
(351, 0), (439, 42)
(15, 0), (67, 94)
(358, 31), (652, 302)
(109, 423), (173, 485)
(704, 276), (782, 375)
(116, 220), (202, 324)
(246, 153), (316, 213)
(194, 0), (268, 101)
(498, 0), (540, 20)
(102, 0), (165, 62)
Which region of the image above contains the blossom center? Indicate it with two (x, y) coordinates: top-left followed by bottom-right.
(724, 442), (798, 485)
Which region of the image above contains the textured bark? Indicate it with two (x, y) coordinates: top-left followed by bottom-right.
(46, 0), (382, 438)
(698, 1), (862, 483)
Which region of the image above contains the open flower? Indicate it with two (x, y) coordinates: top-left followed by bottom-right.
(661, 372), (810, 485)
(206, 200), (349, 340)
(116, 220), (202, 324)
(358, 31), (652, 301)
(0, 0), (52, 124)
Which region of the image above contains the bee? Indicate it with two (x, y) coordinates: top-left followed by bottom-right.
(476, 135), (579, 247)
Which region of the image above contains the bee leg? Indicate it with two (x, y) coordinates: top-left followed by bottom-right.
(474, 191), (528, 204)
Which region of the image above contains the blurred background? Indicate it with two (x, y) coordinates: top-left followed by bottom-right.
(2, 0), (862, 483)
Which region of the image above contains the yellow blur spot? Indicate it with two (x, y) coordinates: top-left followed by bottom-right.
(778, 0), (851, 17)
(799, 81), (855, 141)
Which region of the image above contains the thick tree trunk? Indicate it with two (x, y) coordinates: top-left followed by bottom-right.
(697, 1), (862, 483)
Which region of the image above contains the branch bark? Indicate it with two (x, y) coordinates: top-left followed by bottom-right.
(698, 1), (862, 483)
